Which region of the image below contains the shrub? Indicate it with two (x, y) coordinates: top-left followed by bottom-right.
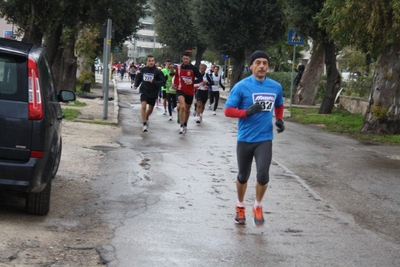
(239, 71), (331, 101)
(341, 76), (372, 98)
(77, 71), (95, 85)
(267, 72), (292, 98)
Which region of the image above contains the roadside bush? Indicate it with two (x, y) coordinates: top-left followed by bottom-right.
(240, 71), (330, 101)
(77, 70), (95, 85)
(267, 72), (292, 98)
(341, 76), (372, 98)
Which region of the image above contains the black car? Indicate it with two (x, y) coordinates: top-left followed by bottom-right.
(0, 38), (75, 215)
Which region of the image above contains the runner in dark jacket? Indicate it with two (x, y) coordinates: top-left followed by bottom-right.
(134, 55), (166, 132)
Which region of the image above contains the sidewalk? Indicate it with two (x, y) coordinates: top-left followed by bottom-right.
(70, 73), (119, 125)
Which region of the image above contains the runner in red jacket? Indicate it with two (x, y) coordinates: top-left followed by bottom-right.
(172, 52), (203, 134)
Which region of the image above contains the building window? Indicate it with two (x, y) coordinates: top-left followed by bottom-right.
(142, 24), (154, 31)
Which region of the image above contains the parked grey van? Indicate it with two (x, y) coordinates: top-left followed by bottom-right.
(0, 38), (75, 215)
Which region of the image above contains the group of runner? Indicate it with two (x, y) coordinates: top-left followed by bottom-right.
(134, 50), (286, 227)
(133, 52), (225, 134)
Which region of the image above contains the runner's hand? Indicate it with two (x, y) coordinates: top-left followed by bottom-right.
(246, 103), (263, 117)
(275, 119), (285, 133)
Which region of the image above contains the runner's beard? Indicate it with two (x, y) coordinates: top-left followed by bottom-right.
(256, 71), (267, 80)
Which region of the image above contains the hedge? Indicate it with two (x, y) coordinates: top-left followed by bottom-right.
(240, 71), (371, 100)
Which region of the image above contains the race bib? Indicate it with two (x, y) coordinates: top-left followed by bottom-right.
(182, 76), (192, 84)
(198, 83), (207, 90)
(198, 76), (209, 90)
(252, 93), (276, 111)
(143, 73), (154, 82)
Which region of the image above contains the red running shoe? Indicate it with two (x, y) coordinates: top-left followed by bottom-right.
(253, 205), (265, 227)
(235, 205), (246, 225)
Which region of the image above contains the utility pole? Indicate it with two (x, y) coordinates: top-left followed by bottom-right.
(289, 45), (296, 109)
(102, 18), (112, 120)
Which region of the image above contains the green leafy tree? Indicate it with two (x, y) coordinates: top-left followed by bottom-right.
(152, 0), (207, 66)
(338, 47), (367, 74)
(319, 0), (400, 134)
(285, 0), (341, 115)
(0, 0), (90, 91)
(0, 0), (146, 91)
(265, 41), (307, 72)
(194, 0), (285, 88)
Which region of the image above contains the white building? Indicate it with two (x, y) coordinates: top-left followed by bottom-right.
(126, 8), (162, 63)
(0, 18), (16, 39)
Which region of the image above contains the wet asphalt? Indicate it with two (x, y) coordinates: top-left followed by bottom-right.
(94, 78), (400, 267)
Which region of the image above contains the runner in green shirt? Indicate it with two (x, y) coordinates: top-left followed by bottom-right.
(165, 64), (177, 121)
(161, 60), (172, 115)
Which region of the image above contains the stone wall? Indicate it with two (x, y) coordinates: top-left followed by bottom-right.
(338, 96), (369, 115)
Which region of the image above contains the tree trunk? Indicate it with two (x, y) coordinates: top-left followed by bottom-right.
(194, 44), (206, 68)
(361, 44), (400, 134)
(62, 32), (78, 93)
(22, 3), (43, 44)
(293, 41), (325, 105)
(45, 24), (63, 66)
(52, 46), (64, 93)
(76, 54), (89, 79)
(229, 52), (245, 89)
(319, 41), (341, 114)
(63, 58), (77, 92)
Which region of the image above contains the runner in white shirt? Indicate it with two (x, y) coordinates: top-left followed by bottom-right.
(194, 64), (213, 124)
(210, 65), (225, 115)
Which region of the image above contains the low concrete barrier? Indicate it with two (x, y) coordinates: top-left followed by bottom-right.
(339, 96), (368, 115)
(221, 90), (369, 117)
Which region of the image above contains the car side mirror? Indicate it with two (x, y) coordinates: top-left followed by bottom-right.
(58, 90), (76, 102)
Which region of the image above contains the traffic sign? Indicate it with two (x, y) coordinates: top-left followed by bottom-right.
(113, 46), (120, 53)
(221, 55), (229, 60)
(287, 29), (304, 45)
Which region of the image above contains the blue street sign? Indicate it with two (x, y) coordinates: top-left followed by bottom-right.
(4, 30), (13, 39)
(287, 29), (304, 45)
(221, 54), (229, 60)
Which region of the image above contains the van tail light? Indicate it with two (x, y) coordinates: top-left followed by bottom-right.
(28, 57), (43, 120)
(30, 150), (44, 158)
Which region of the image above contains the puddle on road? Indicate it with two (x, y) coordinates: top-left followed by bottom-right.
(45, 218), (81, 231)
(90, 145), (119, 152)
(387, 154), (400, 160)
(367, 154), (400, 169)
(131, 146), (166, 153)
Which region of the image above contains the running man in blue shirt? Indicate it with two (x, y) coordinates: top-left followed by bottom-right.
(224, 50), (285, 226)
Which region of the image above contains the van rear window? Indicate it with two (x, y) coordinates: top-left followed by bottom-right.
(0, 54), (27, 101)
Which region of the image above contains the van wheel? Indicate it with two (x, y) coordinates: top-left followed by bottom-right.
(26, 179), (51, 215)
(51, 139), (62, 179)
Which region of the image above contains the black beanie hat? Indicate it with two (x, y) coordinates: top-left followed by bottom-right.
(249, 50), (269, 66)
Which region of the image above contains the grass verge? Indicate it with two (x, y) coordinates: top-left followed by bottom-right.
(62, 108), (117, 126)
(62, 108), (80, 121)
(66, 100), (87, 107)
(286, 108), (400, 145)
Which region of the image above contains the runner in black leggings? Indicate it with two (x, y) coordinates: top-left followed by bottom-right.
(224, 50), (285, 227)
(236, 140), (272, 186)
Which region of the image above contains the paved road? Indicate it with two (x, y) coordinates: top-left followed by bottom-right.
(96, 79), (399, 267)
